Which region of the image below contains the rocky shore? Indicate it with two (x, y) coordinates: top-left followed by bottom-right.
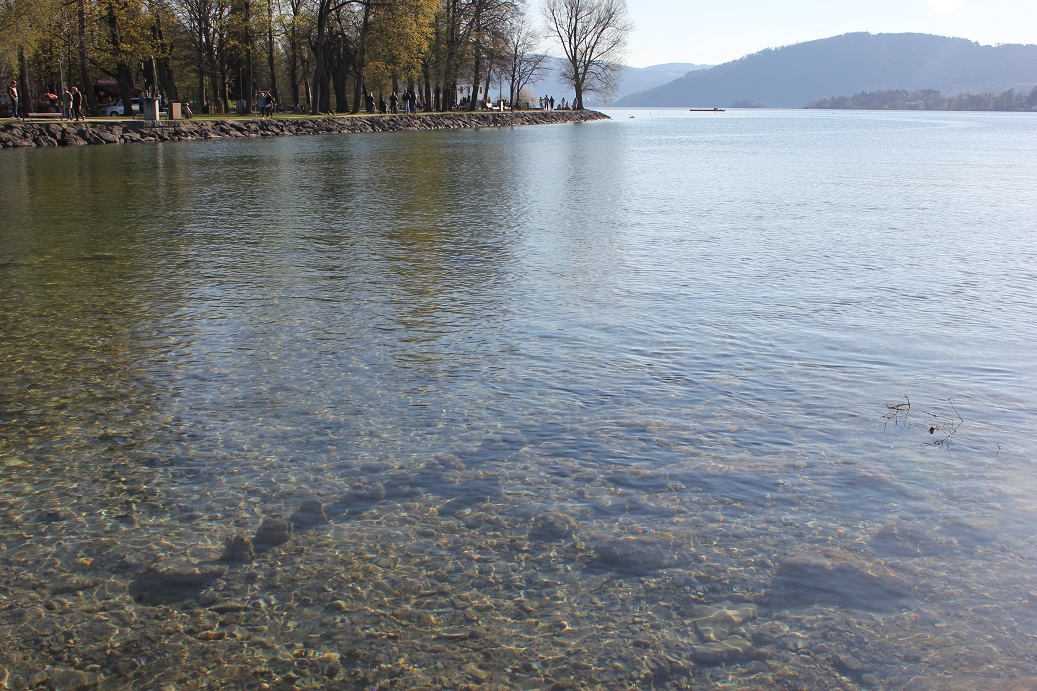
(0, 110), (608, 148)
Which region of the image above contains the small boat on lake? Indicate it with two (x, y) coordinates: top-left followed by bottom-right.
(690, 108), (725, 112)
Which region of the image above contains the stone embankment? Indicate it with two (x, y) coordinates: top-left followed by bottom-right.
(0, 110), (608, 149)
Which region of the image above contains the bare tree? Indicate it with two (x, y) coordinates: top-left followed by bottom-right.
(172, 0), (232, 111)
(542, 0), (630, 109)
(501, 1), (546, 108)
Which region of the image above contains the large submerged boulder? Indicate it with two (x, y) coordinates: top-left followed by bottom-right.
(771, 546), (911, 610)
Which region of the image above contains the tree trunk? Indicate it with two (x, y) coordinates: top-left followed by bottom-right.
(116, 61), (135, 115)
(331, 42), (349, 112)
(76, 0), (98, 115)
(154, 15), (179, 100)
(288, 38), (299, 108)
(421, 62), (432, 112)
(482, 61), (492, 107)
(467, 6), (482, 112)
(572, 59), (584, 109)
(197, 40), (207, 111)
(351, 60), (363, 113)
(243, 0), (254, 112)
(18, 46), (31, 117)
(266, 2), (278, 102)
(211, 60), (223, 112)
(317, 43), (332, 113)
(198, 25), (212, 110)
(105, 5), (136, 115)
(310, 15), (326, 113)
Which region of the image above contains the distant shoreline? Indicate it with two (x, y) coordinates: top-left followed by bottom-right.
(0, 110), (609, 149)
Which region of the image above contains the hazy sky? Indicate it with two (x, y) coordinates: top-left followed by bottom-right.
(623, 0), (1037, 67)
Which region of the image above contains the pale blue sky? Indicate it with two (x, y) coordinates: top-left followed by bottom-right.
(623, 0), (1037, 67)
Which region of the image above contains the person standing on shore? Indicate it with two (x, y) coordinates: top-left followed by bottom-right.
(62, 88), (72, 120)
(71, 86), (83, 121)
(7, 80), (19, 119)
(389, 91), (398, 114)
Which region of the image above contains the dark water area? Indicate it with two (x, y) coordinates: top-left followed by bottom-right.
(1, 110), (1036, 689)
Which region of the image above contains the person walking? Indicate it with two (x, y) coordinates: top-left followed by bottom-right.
(61, 88), (72, 120)
(7, 80), (19, 119)
(389, 91), (398, 114)
(70, 86), (83, 121)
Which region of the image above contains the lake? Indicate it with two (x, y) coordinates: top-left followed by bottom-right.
(1, 108), (1036, 689)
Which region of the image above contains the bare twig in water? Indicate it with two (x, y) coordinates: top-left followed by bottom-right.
(882, 396), (911, 430)
(881, 396), (964, 448)
(922, 399), (964, 448)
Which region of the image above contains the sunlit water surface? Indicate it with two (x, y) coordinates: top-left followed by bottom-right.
(1, 109), (1036, 688)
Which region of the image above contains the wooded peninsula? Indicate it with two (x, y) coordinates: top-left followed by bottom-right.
(0, 109), (609, 149)
(1, 0), (632, 119)
(808, 87), (1037, 112)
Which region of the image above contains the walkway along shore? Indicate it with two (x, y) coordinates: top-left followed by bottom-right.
(0, 110), (609, 149)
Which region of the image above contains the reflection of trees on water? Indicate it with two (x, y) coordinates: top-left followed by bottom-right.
(0, 146), (198, 505)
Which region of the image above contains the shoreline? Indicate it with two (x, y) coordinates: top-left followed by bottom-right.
(0, 110), (609, 149)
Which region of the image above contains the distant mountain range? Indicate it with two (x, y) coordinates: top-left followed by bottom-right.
(523, 59), (711, 106)
(614, 33), (1037, 108)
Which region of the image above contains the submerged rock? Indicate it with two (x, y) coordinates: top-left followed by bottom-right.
(45, 668), (101, 690)
(771, 546), (911, 610)
(870, 522), (943, 557)
(593, 533), (692, 574)
(328, 484), (386, 518)
(690, 604), (758, 642)
(152, 565), (228, 588)
(289, 498), (328, 531)
(38, 508), (77, 522)
(220, 533), (256, 562)
(689, 636), (758, 665)
(528, 512), (579, 542)
(129, 564), (229, 605)
(253, 515), (294, 549)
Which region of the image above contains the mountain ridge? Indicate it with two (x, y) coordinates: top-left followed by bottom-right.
(614, 33), (1037, 108)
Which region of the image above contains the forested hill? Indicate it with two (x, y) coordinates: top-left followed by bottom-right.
(614, 33), (1037, 108)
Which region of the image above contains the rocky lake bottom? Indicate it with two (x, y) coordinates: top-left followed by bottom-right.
(2, 430), (1036, 690)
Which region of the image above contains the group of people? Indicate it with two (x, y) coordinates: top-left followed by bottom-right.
(363, 89), (424, 115)
(6, 80), (85, 120)
(385, 89), (422, 114)
(62, 87), (86, 120)
(537, 95), (574, 110)
(257, 91), (276, 117)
